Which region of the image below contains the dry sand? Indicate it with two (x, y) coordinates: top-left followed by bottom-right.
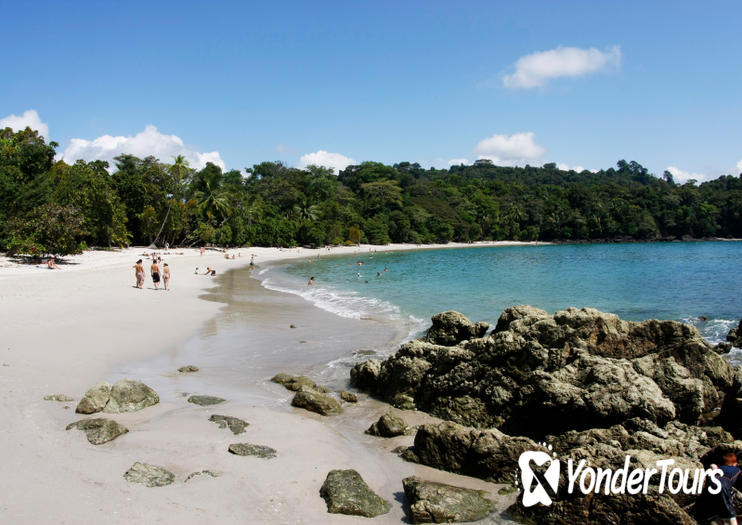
(0, 242), (532, 524)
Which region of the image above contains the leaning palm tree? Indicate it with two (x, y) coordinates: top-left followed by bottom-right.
(151, 155), (189, 247)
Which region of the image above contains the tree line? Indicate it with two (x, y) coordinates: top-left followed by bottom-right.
(1, 127), (741, 256)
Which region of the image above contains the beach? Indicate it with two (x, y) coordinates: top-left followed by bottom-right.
(0, 242), (533, 524)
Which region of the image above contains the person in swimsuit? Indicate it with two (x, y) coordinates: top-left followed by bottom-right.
(47, 257), (59, 269)
(308, 276), (314, 286)
(151, 260), (161, 290)
(162, 263), (170, 290)
(134, 259), (145, 289)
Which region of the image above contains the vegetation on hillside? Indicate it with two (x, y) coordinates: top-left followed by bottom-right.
(2, 127), (741, 255)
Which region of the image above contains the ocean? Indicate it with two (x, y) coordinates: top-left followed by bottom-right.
(260, 241), (742, 360)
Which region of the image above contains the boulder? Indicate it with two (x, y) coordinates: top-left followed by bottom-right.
(425, 311), (488, 346)
(349, 359), (382, 390)
(44, 394), (74, 402)
(271, 373), (328, 393)
(104, 379), (159, 413)
(228, 443), (277, 458)
(728, 320), (742, 348)
(340, 391), (358, 403)
(178, 365), (199, 373)
(319, 469), (390, 517)
(75, 382), (111, 414)
(366, 412), (407, 437)
(187, 395), (225, 406)
(291, 389), (342, 416)
(123, 462), (174, 487)
(402, 476), (495, 523)
(208, 414), (248, 435)
(66, 418), (128, 445)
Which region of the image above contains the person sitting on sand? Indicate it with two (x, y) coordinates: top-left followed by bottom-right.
(134, 259), (145, 289)
(151, 260), (161, 290)
(47, 257), (59, 269)
(224, 253), (231, 259)
(308, 276), (314, 286)
(162, 263), (170, 290)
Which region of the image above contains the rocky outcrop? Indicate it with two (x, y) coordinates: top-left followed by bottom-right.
(66, 418), (128, 445)
(425, 311), (489, 346)
(123, 462), (174, 487)
(291, 389), (342, 416)
(76, 380), (158, 414)
(228, 443), (277, 458)
(728, 320), (742, 348)
(209, 414), (248, 435)
(402, 476), (495, 523)
(352, 307), (734, 436)
(366, 412), (408, 437)
(319, 469), (390, 517)
(187, 395), (225, 406)
(178, 365), (199, 373)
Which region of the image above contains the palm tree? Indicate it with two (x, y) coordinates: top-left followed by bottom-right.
(152, 155), (189, 247)
(195, 179), (230, 223)
(293, 198), (319, 222)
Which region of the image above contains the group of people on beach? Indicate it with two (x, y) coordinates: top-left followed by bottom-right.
(133, 257), (170, 290)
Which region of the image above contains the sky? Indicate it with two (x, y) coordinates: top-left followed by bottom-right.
(1, 1), (741, 182)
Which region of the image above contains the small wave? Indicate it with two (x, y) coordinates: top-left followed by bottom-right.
(681, 317), (736, 345)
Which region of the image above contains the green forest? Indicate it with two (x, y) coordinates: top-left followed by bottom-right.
(2, 127), (741, 256)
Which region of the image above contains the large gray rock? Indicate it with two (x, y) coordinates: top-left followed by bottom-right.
(291, 389), (342, 416)
(187, 395), (225, 406)
(66, 418), (128, 445)
(123, 462), (174, 487)
(104, 379), (159, 413)
(75, 382), (111, 414)
(425, 311), (489, 346)
(228, 443), (277, 458)
(402, 476), (495, 523)
(351, 306), (735, 435)
(209, 414), (248, 435)
(366, 412), (407, 437)
(319, 469), (390, 517)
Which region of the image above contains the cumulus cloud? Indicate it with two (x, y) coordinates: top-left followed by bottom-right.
(61, 125), (225, 171)
(556, 162), (586, 172)
(473, 132), (546, 165)
(299, 150), (355, 173)
(503, 45), (621, 89)
(448, 158), (470, 166)
(736, 159), (742, 172)
(666, 166), (709, 184)
(0, 109), (50, 139)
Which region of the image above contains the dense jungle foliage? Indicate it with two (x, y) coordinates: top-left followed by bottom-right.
(2, 127), (741, 255)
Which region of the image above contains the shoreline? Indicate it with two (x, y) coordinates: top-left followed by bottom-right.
(0, 242), (527, 524)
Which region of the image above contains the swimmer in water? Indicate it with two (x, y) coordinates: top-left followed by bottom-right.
(308, 276), (315, 286)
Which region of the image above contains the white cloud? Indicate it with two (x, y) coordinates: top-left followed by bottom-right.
(61, 125), (225, 171)
(0, 109), (50, 139)
(448, 158), (470, 166)
(736, 159), (742, 172)
(503, 45), (621, 89)
(666, 166), (709, 184)
(474, 132), (546, 163)
(556, 162), (586, 172)
(299, 150), (355, 173)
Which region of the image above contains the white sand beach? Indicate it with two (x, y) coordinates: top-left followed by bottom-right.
(0, 242), (536, 524)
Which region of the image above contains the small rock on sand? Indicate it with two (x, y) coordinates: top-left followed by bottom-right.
(340, 391), (358, 403)
(209, 414), (248, 434)
(319, 469), (390, 517)
(44, 394), (74, 402)
(402, 476), (495, 523)
(291, 389), (342, 416)
(123, 462), (175, 487)
(66, 417), (129, 445)
(187, 395), (225, 406)
(228, 443), (277, 458)
(178, 365), (199, 373)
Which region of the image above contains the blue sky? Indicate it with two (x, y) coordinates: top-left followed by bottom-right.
(1, 1), (740, 181)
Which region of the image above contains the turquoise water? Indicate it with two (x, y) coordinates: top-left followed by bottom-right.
(260, 242), (742, 348)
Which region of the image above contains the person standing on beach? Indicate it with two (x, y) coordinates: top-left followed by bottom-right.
(134, 259), (145, 289)
(151, 259), (161, 290)
(162, 263), (170, 290)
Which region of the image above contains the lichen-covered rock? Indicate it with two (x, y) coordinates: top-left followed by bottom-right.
(104, 379), (159, 413)
(425, 311), (489, 346)
(44, 394), (74, 402)
(340, 391), (358, 403)
(66, 418), (128, 445)
(352, 306), (734, 435)
(228, 443), (277, 458)
(291, 389), (342, 416)
(271, 373), (329, 393)
(187, 395), (225, 406)
(75, 382), (111, 414)
(123, 462), (174, 487)
(366, 412), (407, 437)
(402, 476), (495, 523)
(208, 414), (248, 434)
(319, 469), (390, 517)
(178, 365), (199, 373)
